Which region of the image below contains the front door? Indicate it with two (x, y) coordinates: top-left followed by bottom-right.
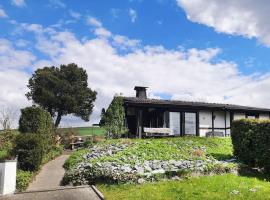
(184, 112), (197, 135)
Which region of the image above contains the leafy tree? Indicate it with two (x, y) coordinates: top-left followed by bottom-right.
(26, 63), (97, 127)
(103, 96), (127, 138)
(99, 108), (106, 126)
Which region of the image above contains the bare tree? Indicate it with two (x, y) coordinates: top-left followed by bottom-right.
(0, 107), (16, 130)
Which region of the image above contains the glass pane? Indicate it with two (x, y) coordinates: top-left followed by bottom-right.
(169, 112), (181, 135)
(185, 113), (196, 135)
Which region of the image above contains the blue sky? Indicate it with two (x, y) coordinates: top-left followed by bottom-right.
(1, 0), (270, 74)
(1, 0), (270, 127)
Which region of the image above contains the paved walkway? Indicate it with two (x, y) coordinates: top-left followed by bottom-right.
(0, 154), (101, 200)
(27, 155), (69, 191)
(1, 186), (100, 200)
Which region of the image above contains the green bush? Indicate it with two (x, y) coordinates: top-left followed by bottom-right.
(15, 134), (44, 171)
(0, 130), (17, 161)
(16, 170), (33, 192)
(19, 106), (53, 135)
(231, 119), (270, 172)
(18, 106), (53, 153)
(42, 146), (63, 165)
(104, 96), (127, 139)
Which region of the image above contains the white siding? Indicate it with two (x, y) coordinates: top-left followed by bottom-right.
(259, 114), (269, 120)
(214, 111), (225, 128)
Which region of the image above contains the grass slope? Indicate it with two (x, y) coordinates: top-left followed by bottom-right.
(98, 174), (270, 200)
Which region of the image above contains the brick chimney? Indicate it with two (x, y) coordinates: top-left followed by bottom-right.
(134, 86), (148, 99)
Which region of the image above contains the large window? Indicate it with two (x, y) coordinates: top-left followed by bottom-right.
(169, 112), (181, 136)
(185, 112), (196, 135)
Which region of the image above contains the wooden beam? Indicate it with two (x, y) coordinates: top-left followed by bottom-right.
(196, 111), (199, 136)
(224, 111), (227, 136)
(211, 110), (215, 133)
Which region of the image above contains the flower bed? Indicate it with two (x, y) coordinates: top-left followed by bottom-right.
(63, 137), (237, 185)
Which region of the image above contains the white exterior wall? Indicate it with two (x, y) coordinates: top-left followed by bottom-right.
(259, 114), (269, 120)
(199, 110), (230, 137)
(0, 160), (17, 195)
(233, 113), (246, 120)
(199, 111), (212, 137)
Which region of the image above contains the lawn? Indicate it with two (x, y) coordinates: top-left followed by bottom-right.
(60, 126), (106, 136)
(98, 174), (270, 200)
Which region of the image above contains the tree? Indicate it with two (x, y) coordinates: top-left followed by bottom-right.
(103, 95), (127, 138)
(99, 108), (106, 126)
(0, 107), (16, 130)
(26, 63), (97, 127)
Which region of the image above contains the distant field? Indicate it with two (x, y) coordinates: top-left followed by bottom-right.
(60, 126), (106, 136)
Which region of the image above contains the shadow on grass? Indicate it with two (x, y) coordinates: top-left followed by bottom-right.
(237, 165), (270, 181)
(209, 153), (233, 160)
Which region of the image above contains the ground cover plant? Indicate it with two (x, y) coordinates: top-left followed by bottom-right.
(98, 174), (270, 200)
(63, 137), (236, 185)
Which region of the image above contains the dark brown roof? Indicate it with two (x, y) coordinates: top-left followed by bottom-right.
(123, 97), (270, 113)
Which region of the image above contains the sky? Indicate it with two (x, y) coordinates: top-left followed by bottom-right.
(1, 0), (270, 127)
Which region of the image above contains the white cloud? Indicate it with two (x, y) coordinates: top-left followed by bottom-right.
(177, 0), (270, 46)
(128, 8), (137, 23)
(86, 16), (102, 27)
(69, 10), (81, 20)
(16, 23), (270, 127)
(0, 39), (36, 69)
(0, 8), (8, 18)
(49, 0), (66, 8)
(11, 0), (26, 7)
(5, 21), (270, 127)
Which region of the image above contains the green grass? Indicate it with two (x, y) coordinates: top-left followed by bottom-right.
(60, 126), (106, 136)
(98, 174), (270, 200)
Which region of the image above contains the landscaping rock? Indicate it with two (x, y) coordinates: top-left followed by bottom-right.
(137, 178), (145, 184)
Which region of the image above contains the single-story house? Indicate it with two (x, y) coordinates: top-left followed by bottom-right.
(123, 86), (270, 138)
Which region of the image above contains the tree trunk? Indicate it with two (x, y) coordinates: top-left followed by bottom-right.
(54, 112), (62, 128)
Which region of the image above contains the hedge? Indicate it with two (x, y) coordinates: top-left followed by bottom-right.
(15, 134), (44, 171)
(231, 119), (270, 172)
(18, 106), (53, 153)
(19, 106), (53, 135)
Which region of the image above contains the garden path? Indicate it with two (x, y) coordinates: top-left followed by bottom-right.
(27, 154), (69, 191)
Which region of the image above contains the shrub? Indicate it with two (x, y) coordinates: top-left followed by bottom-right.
(16, 170), (33, 192)
(231, 119), (270, 172)
(104, 96), (127, 139)
(0, 130), (17, 161)
(42, 146), (63, 165)
(15, 134), (44, 171)
(18, 106), (53, 153)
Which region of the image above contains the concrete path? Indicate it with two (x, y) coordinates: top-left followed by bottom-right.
(1, 186), (100, 200)
(27, 155), (69, 191)
(0, 154), (102, 200)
